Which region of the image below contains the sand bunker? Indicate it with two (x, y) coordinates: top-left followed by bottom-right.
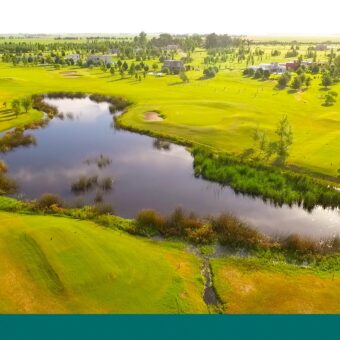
(60, 71), (81, 78)
(144, 112), (163, 121)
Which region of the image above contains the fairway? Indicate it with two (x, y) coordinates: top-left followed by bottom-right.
(0, 212), (207, 313)
(212, 257), (340, 314)
(0, 48), (339, 178)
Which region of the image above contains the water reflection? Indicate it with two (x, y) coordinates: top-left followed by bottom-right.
(1, 97), (339, 238)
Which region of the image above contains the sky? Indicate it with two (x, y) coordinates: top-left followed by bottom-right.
(0, 0), (339, 35)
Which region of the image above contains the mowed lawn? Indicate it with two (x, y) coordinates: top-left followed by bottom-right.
(0, 212), (207, 313)
(212, 257), (340, 314)
(0, 57), (339, 177)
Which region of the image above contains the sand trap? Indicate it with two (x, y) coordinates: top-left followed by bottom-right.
(144, 112), (163, 121)
(60, 71), (81, 78)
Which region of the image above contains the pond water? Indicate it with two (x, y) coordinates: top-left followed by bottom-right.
(2, 97), (340, 238)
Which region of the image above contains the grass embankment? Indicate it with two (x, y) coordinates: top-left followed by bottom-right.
(0, 210), (207, 314)
(0, 196), (339, 314)
(192, 147), (340, 209)
(211, 257), (340, 314)
(0, 55), (339, 179)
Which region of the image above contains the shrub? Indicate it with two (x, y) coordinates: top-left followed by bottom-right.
(203, 66), (218, 79)
(0, 128), (36, 153)
(92, 202), (114, 215)
(283, 234), (320, 255)
(0, 173), (17, 194)
(185, 223), (215, 244)
(35, 193), (63, 210)
(135, 209), (165, 234)
(164, 207), (187, 236)
(211, 213), (267, 249)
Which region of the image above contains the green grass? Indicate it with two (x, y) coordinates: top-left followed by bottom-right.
(0, 211), (207, 313)
(211, 257), (340, 314)
(0, 46), (339, 178)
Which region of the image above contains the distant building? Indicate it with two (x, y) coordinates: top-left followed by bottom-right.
(249, 62), (286, 74)
(108, 48), (119, 54)
(315, 44), (328, 51)
(163, 60), (184, 74)
(166, 44), (179, 51)
(87, 55), (112, 65)
(66, 54), (80, 63)
(286, 60), (300, 71)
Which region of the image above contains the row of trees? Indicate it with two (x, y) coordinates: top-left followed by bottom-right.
(11, 97), (33, 117)
(252, 115), (293, 164)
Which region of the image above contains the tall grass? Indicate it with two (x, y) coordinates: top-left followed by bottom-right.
(0, 128), (36, 152)
(192, 147), (340, 210)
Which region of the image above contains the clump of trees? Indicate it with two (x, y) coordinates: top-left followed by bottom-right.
(323, 91), (338, 106)
(252, 115), (293, 164)
(11, 97), (33, 117)
(179, 71), (189, 83)
(203, 66), (219, 79)
(277, 72), (291, 88)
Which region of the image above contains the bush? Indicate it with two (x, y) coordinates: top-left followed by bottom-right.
(35, 193), (63, 210)
(0, 128), (36, 153)
(211, 214), (267, 249)
(135, 209), (164, 233)
(185, 223), (215, 244)
(92, 202), (114, 215)
(0, 173), (17, 194)
(283, 234), (320, 255)
(243, 68), (255, 77)
(203, 66), (218, 79)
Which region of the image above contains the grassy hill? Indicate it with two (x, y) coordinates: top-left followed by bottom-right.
(0, 212), (207, 313)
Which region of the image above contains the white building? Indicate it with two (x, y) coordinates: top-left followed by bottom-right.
(249, 62), (286, 74)
(87, 55), (112, 65)
(66, 54), (80, 63)
(166, 44), (180, 51)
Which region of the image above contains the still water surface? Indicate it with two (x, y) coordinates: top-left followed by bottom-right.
(2, 97), (339, 237)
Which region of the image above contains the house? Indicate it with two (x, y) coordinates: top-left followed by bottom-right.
(301, 60), (313, 67)
(87, 55), (112, 65)
(163, 60), (184, 74)
(166, 44), (179, 51)
(249, 62), (286, 74)
(108, 48), (119, 55)
(66, 54), (80, 63)
(286, 60), (300, 71)
(315, 44), (328, 51)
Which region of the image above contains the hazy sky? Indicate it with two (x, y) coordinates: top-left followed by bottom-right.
(1, 0), (339, 35)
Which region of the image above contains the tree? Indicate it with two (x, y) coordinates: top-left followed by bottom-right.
(277, 73), (290, 88)
(152, 63), (158, 72)
(262, 69), (270, 80)
(21, 97), (32, 113)
(322, 72), (332, 88)
(323, 91), (337, 106)
(179, 71), (189, 83)
(122, 61), (128, 72)
(110, 67), (115, 76)
(252, 128), (268, 159)
(11, 99), (21, 117)
(291, 76), (302, 90)
(275, 115), (293, 161)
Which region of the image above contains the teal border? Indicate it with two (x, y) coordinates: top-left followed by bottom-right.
(0, 315), (339, 339)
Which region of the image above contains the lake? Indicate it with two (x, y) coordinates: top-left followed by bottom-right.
(2, 97), (340, 238)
